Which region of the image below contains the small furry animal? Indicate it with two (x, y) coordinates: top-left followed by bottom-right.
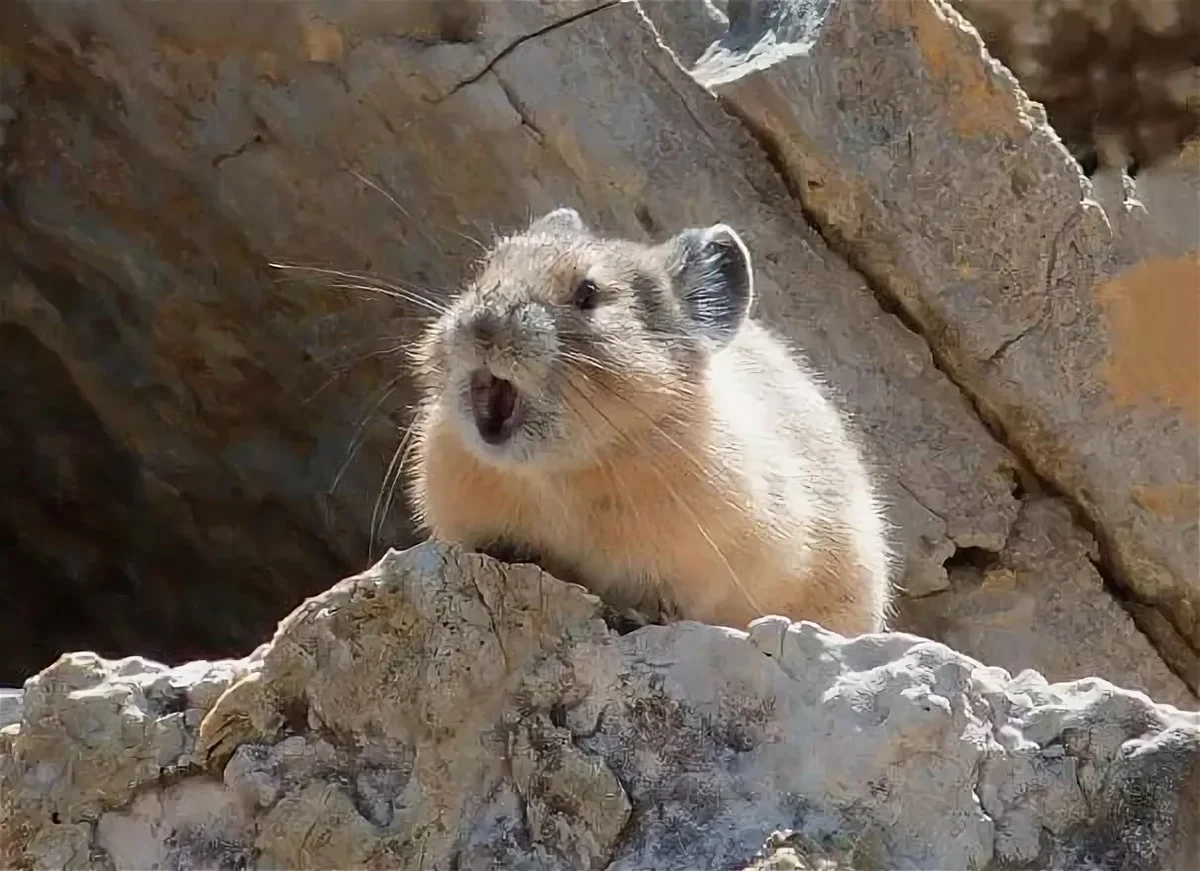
(407, 207), (892, 635)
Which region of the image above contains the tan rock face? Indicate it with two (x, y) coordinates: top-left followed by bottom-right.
(0, 0), (1194, 710)
(0, 1), (1013, 676)
(694, 0), (1199, 695)
(3, 541), (1198, 870)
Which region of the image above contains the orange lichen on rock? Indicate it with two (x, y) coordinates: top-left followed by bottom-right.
(1095, 253), (1200, 422)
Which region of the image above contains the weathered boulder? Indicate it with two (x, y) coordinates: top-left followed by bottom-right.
(2, 541), (1198, 870)
(0, 0), (1014, 677)
(0, 0), (1194, 711)
(693, 0), (1199, 694)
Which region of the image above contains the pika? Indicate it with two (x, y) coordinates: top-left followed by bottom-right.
(407, 208), (892, 635)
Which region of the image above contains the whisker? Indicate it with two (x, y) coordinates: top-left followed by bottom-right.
(346, 166), (412, 221)
(270, 263), (452, 310)
(330, 376), (409, 500)
(310, 337), (410, 368)
(646, 457), (764, 616)
(556, 376), (763, 616)
(559, 351), (698, 403)
(369, 418), (412, 562)
(324, 282), (448, 316)
(374, 412), (424, 559)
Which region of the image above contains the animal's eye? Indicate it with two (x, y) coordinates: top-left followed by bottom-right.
(572, 278), (598, 311)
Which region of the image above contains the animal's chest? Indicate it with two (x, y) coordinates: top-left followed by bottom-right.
(509, 466), (748, 592)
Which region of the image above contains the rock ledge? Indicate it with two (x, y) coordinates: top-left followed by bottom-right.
(2, 541), (1197, 870)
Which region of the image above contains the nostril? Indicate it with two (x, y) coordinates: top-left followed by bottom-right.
(469, 369), (520, 445)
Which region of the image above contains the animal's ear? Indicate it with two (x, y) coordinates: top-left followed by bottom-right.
(527, 207), (587, 237)
(663, 223), (754, 346)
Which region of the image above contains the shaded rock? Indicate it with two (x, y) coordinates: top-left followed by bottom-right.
(0, 0), (1019, 678)
(0, 687), (20, 728)
(696, 0), (1200, 692)
(2, 541), (1198, 869)
(637, 0), (729, 66)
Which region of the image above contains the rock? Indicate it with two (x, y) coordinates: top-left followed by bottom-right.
(637, 0), (729, 66)
(1091, 143), (1200, 264)
(948, 0), (1200, 172)
(897, 497), (1196, 708)
(739, 830), (867, 870)
(0, 0), (1194, 712)
(3, 541), (1198, 869)
(0, 688), (20, 728)
(0, 0), (1017, 678)
(694, 0), (1199, 693)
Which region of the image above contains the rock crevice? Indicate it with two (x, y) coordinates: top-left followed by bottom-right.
(687, 0), (1199, 696)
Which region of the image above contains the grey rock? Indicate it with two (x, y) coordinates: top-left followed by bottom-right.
(0, 0), (1193, 716)
(1091, 147), (1200, 264)
(898, 497), (1196, 708)
(1, 541), (1197, 869)
(637, 0), (730, 66)
(0, 0), (1016, 676)
(696, 0), (1200, 691)
(0, 687), (20, 728)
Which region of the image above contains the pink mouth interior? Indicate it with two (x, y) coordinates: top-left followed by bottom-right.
(469, 370), (519, 445)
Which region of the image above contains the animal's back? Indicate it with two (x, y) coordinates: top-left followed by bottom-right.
(699, 320), (893, 632)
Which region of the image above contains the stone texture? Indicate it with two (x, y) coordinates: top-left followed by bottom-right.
(694, 0), (1200, 692)
(0, 0), (1018, 679)
(949, 0), (1200, 172)
(0, 0), (1194, 711)
(2, 541), (1198, 870)
(638, 0), (729, 66)
(898, 497), (1196, 708)
(0, 688), (20, 728)
(1091, 143), (1200, 264)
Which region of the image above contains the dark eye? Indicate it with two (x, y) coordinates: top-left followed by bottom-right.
(572, 278), (598, 311)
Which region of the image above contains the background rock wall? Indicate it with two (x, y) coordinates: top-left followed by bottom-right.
(0, 0), (1195, 708)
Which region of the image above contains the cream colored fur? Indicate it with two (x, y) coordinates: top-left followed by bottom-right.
(407, 211), (893, 635)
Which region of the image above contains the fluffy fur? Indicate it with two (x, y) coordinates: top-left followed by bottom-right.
(407, 208), (893, 634)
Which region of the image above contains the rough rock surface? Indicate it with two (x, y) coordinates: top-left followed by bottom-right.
(0, 0), (1195, 711)
(1091, 143), (1200, 265)
(638, 0), (729, 66)
(3, 541), (1198, 870)
(694, 0), (1199, 694)
(0, 0), (1014, 676)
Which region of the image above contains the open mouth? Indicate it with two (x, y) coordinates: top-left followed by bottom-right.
(469, 369), (523, 446)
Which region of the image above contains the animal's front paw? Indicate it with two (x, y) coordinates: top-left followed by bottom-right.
(601, 606), (658, 635)
(475, 538), (541, 567)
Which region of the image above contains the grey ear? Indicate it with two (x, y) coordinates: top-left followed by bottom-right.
(664, 223), (754, 346)
(527, 207), (587, 237)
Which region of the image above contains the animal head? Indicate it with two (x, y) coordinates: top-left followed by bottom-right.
(411, 207), (755, 469)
